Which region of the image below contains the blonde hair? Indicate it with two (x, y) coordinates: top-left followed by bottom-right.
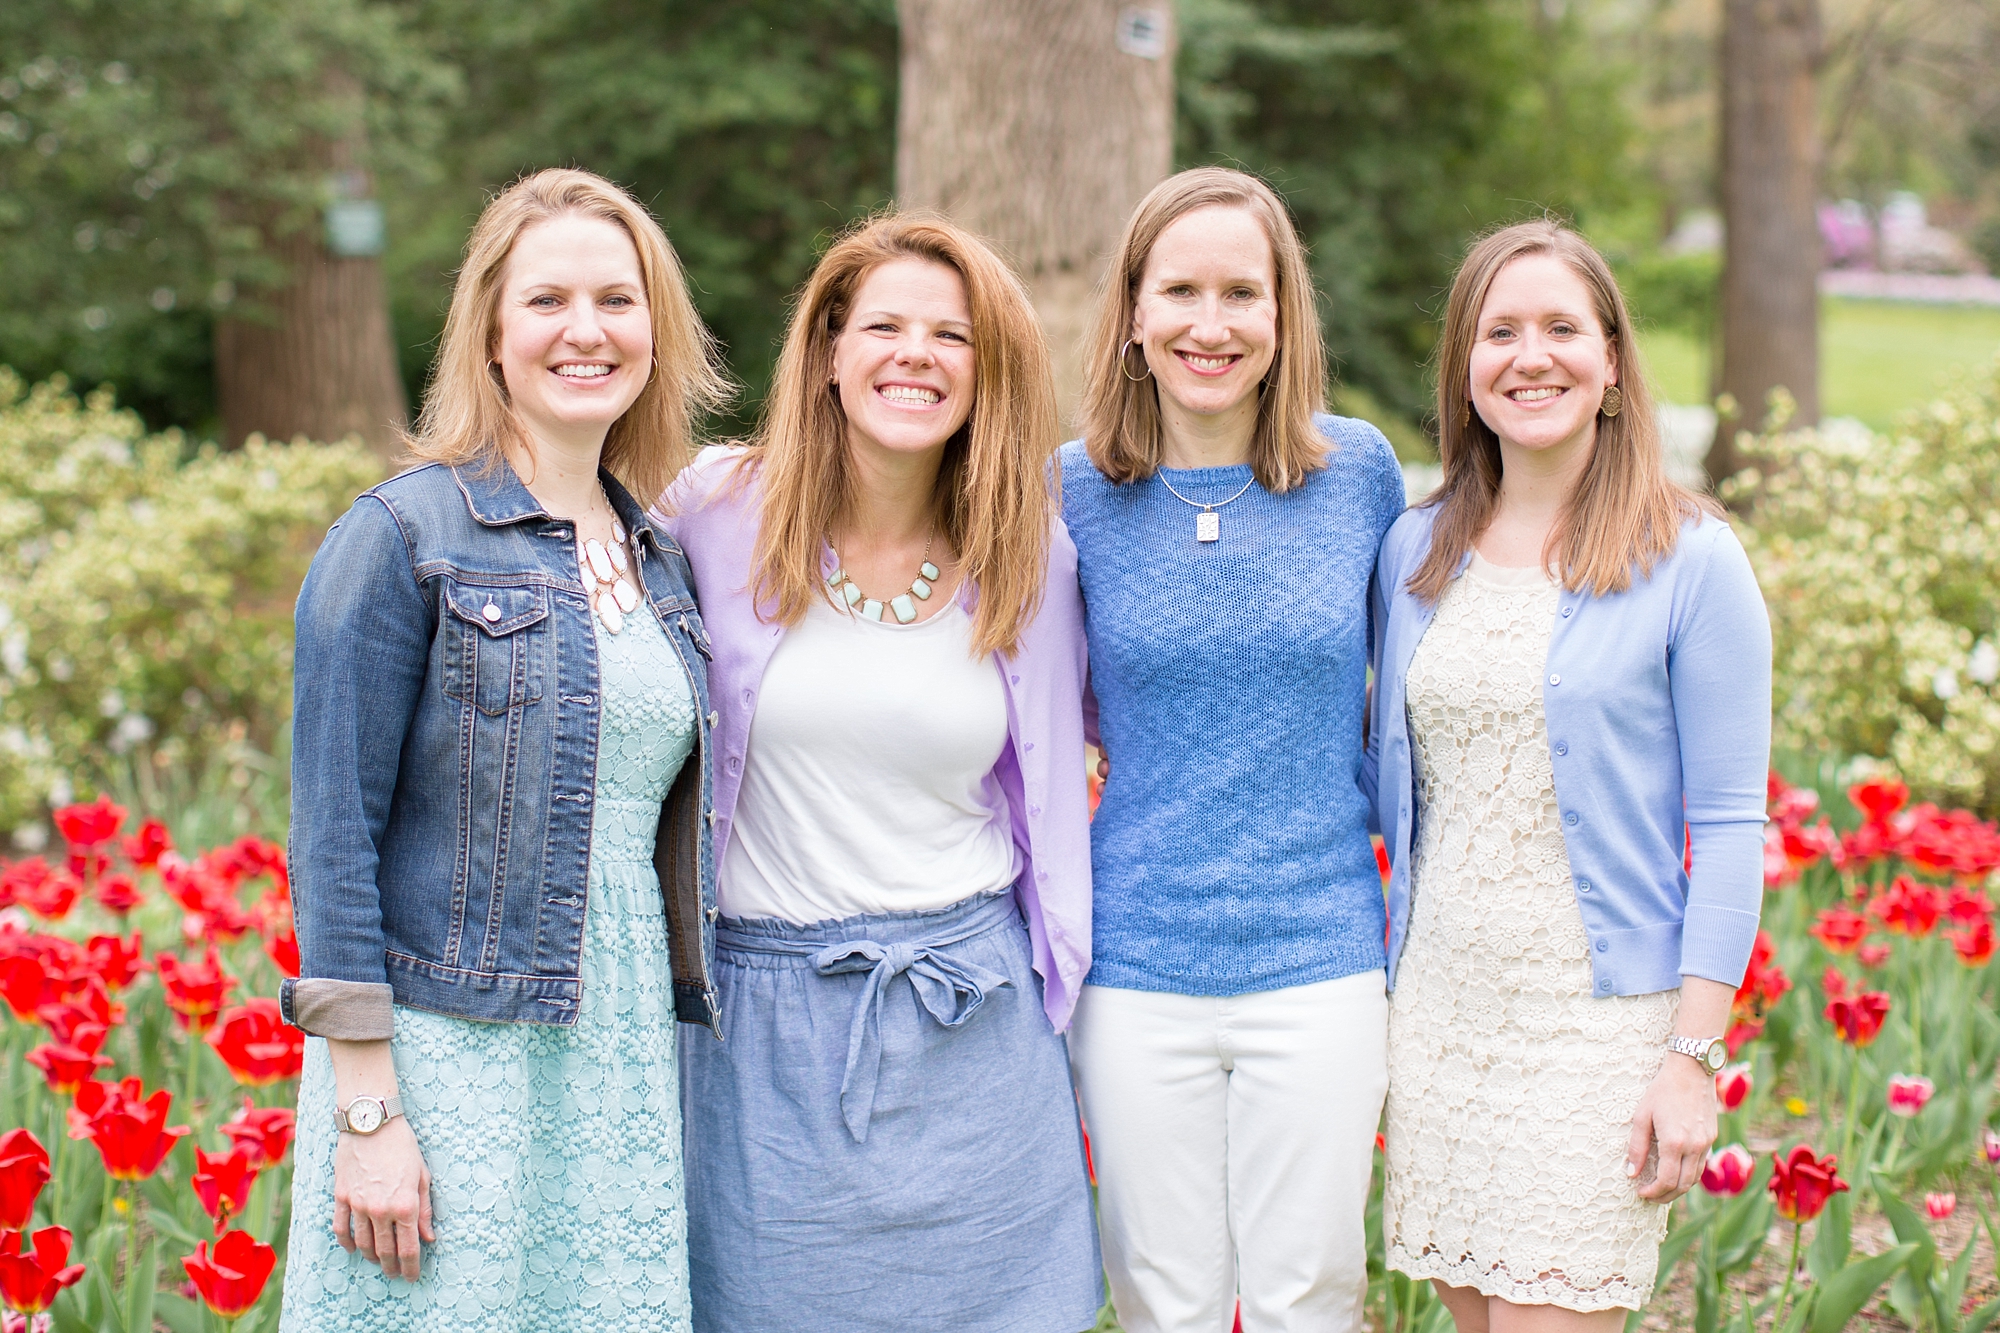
(1408, 218), (1720, 604)
(1077, 167), (1328, 493)
(405, 167), (731, 505)
(743, 212), (1057, 658)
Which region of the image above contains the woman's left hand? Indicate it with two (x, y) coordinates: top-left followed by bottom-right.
(1626, 1051), (1717, 1202)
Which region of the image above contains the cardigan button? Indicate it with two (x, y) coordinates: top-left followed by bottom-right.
(1564, 811), (1579, 826)
(1554, 742), (1568, 756)
(1548, 673), (1561, 686)
(1561, 606), (1573, 617)
(1577, 879), (1590, 892)
(1595, 940), (1608, 952)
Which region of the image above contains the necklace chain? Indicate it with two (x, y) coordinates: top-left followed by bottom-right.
(827, 532), (939, 624)
(1157, 471), (1257, 544)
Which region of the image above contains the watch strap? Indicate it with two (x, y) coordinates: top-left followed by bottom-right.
(1666, 1035), (1726, 1071)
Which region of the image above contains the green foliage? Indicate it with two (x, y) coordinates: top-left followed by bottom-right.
(0, 370), (381, 834)
(1731, 365), (2000, 816)
(1177, 0), (1638, 421)
(0, 0), (457, 434)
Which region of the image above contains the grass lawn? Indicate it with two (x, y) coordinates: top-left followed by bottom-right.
(1638, 297), (2000, 428)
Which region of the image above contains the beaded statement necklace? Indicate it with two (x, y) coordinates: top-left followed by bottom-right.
(579, 485), (640, 634)
(826, 534), (939, 624)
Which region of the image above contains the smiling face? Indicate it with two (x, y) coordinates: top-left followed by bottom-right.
(831, 257), (977, 465)
(1130, 205), (1279, 424)
(492, 213), (653, 456)
(1468, 252), (1618, 461)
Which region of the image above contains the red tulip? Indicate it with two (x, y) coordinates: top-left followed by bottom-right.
(70, 1077), (190, 1180)
(0, 1132), (50, 1233)
(24, 1045), (111, 1096)
(1733, 931), (1791, 1017)
(1, 864), (76, 924)
(1767, 771), (1819, 824)
(36, 981), (120, 1044)
(181, 1230), (275, 1318)
(82, 934), (145, 992)
(1769, 1145), (1848, 1222)
(263, 926), (300, 980)
(0, 1228), (82, 1315)
(1715, 1063), (1753, 1112)
(190, 1145), (260, 1234)
(1946, 885), (1995, 924)
(1870, 875), (1947, 938)
(0, 956), (49, 1024)
(120, 819), (171, 871)
(1904, 806), (2000, 881)
(219, 1100), (296, 1169)
(1886, 1073), (1935, 1117)
(1952, 918), (1995, 967)
(1848, 777), (1909, 824)
(205, 999), (304, 1086)
(1925, 1191), (1957, 1220)
(1723, 1018), (1764, 1057)
(92, 874), (141, 916)
(1858, 942), (1892, 969)
(1822, 965), (1849, 1000)
(1701, 1144), (1754, 1196)
(1810, 907), (1871, 955)
(52, 797), (123, 850)
(156, 948), (236, 1034)
(1825, 990), (1891, 1047)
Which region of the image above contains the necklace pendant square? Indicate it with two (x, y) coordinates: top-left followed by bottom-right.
(1195, 510), (1221, 543)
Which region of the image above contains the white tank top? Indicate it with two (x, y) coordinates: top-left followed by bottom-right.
(719, 595), (1020, 923)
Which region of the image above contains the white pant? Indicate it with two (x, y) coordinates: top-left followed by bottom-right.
(1068, 971), (1389, 1333)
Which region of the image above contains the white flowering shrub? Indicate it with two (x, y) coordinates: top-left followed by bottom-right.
(0, 370), (382, 832)
(1729, 368), (2000, 815)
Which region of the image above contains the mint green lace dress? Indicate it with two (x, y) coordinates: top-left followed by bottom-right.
(282, 605), (698, 1333)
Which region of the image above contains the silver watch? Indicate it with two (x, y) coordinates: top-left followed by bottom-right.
(333, 1094), (404, 1135)
(1666, 1035), (1729, 1074)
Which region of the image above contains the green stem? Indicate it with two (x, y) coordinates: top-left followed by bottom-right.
(124, 1181), (138, 1292)
(97, 1170), (113, 1236)
(1908, 957), (1924, 1076)
(1840, 1047), (1864, 1171)
(1775, 1223), (1805, 1325)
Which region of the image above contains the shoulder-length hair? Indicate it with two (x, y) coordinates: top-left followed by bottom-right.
(404, 167), (731, 506)
(1076, 166), (1328, 493)
(744, 212), (1058, 658)
(1407, 218), (1721, 604)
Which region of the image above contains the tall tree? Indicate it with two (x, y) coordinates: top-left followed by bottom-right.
(1714, 0), (1822, 478)
(895, 0), (1176, 420)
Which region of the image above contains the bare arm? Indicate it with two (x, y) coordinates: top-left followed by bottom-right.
(327, 1038), (434, 1281)
(1627, 976), (1734, 1202)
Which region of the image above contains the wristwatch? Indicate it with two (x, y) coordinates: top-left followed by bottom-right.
(1666, 1035), (1729, 1074)
(333, 1094), (404, 1135)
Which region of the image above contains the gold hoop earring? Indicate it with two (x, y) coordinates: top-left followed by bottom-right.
(1118, 340), (1152, 383)
(1601, 385), (1623, 419)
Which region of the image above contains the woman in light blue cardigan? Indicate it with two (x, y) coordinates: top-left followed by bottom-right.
(1366, 220), (1770, 1333)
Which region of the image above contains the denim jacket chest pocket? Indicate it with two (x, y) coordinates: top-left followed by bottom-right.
(441, 580), (550, 716)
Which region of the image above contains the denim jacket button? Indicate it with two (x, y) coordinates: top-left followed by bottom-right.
(482, 603), (501, 623)
(706, 711), (719, 729)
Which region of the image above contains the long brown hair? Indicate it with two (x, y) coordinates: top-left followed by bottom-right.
(405, 168), (732, 505)
(1076, 167), (1328, 492)
(1407, 218), (1720, 603)
(742, 213), (1058, 658)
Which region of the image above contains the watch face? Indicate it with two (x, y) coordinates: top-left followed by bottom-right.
(1703, 1043), (1728, 1073)
(347, 1099), (385, 1134)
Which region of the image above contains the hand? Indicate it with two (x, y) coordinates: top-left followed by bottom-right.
(331, 1115), (435, 1281)
(1626, 1051), (1717, 1202)
(1095, 752), (1110, 781)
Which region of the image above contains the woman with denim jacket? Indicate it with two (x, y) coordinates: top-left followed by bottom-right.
(279, 169), (729, 1332)
(1366, 220), (1770, 1332)
(661, 214), (1102, 1333)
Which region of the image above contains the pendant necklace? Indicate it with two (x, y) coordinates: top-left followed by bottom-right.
(579, 486), (641, 634)
(825, 533), (939, 624)
(1157, 471), (1257, 543)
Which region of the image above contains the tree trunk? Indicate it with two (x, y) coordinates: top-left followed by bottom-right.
(216, 225), (406, 458)
(1713, 0), (1821, 483)
(896, 0), (1175, 426)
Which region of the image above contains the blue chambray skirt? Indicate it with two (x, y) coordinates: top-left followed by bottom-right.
(680, 889), (1104, 1333)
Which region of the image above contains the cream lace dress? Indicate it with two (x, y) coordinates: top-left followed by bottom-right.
(1382, 553), (1677, 1313)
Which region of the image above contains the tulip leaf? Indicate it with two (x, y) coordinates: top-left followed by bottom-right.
(1808, 1242), (1917, 1333)
(1875, 1187), (1937, 1280)
(154, 1289), (203, 1333)
(1806, 1190), (1852, 1284)
(1776, 1293), (1812, 1333)
(1657, 1209), (1715, 1289)
(84, 1257), (124, 1333)
(1694, 1271), (1721, 1333)
(123, 1237), (158, 1333)
(1716, 1194), (1777, 1275)
(1960, 1294), (2000, 1333)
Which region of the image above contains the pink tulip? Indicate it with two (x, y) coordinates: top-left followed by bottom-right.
(1982, 1127), (2000, 1167)
(1701, 1144), (1755, 1196)
(1887, 1074), (1935, 1118)
(1925, 1191), (1956, 1220)
(1715, 1063), (1753, 1113)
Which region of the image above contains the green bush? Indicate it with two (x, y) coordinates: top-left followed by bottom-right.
(1730, 367), (2000, 816)
(0, 370), (382, 836)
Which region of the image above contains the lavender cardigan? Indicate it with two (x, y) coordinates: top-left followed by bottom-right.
(658, 446), (1094, 1031)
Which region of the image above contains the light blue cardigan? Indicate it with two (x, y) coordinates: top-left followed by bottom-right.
(1364, 503), (1772, 998)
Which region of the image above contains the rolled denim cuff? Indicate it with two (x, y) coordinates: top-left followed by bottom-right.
(281, 977), (396, 1040)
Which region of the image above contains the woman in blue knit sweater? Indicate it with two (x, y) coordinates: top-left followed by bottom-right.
(1062, 167), (1405, 1333)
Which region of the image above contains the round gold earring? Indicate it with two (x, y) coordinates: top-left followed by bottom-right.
(1460, 400), (1472, 428)
(1601, 385), (1623, 419)
(1118, 340), (1152, 383)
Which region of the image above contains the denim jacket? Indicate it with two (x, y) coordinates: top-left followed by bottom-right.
(281, 460), (721, 1042)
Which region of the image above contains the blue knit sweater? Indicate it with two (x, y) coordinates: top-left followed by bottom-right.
(1062, 415), (1407, 995)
